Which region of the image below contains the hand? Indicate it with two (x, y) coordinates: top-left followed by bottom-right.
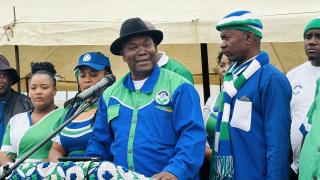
(152, 172), (178, 180)
(205, 147), (212, 161)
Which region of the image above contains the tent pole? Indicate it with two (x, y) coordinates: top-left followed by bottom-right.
(14, 45), (21, 93)
(26, 77), (29, 96)
(200, 43), (210, 104)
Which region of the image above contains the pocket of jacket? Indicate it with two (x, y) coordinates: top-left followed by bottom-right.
(230, 99), (252, 132)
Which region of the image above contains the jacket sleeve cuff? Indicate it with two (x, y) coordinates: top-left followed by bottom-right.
(162, 163), (186, 180)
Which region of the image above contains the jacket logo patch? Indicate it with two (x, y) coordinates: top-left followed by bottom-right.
(293, 84), (302, 95)
(155, 90), (170, 105)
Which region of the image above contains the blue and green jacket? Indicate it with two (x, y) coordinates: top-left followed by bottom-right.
(86, 65), (206, 179)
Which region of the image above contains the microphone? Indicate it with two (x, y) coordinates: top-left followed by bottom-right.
(76, 74), (116, 101)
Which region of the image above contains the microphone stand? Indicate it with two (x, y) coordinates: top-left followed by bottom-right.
(0, 97), (98, 180)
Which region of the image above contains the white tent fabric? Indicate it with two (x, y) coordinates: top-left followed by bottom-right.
(0, 0), (319, 91)
(0, 0), (319, 45)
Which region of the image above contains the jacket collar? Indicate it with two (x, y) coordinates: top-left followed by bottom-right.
(123, 65), (160, 93)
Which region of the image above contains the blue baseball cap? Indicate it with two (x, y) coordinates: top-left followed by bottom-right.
(74, 52), (111, 71)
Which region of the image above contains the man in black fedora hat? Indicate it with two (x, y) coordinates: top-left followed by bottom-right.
(86, 17), (206, 180)
(0, 55), (32, 147)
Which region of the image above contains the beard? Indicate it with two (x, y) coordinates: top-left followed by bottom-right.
(309, 55), (320, 66)
(0, 84), (11, 97)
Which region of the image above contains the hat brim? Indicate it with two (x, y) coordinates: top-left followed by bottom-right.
(0, 68), (19, 85)
(110, 30), (163, 56)
(74, 63), (106, 71)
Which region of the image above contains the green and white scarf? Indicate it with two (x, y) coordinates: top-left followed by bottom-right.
(209, 51), (269, 179)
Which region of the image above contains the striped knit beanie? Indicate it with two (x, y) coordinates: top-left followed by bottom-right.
(304, 17), (320, 35)
(216, 10), (263, 38)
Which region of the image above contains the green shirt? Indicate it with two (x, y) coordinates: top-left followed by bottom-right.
(1, 108), (65, 160)
(157, 52), (194, 84)
(299, 78), (320, 179)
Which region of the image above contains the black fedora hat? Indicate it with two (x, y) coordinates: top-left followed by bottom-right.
(0, 55), (19, 85)
(110, 18), (163, 56)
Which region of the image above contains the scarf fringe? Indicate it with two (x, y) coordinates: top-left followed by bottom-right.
(211, 153), (234, 179)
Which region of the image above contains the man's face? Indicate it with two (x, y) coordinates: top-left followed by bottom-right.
(0, 71), (11, 95)
(122, 35), (158, 80)
(219, 29), (248, 63)
(304, 29), (320, 66)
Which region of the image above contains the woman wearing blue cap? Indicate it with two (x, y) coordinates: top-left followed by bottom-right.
(48, 52), (113, 161)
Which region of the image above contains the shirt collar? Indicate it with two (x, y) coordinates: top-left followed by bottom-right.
(123, 65), (160, 93)
(157, 51), (169, 67)
(232, 59), (253, 76)
(231, 52), (261, 76)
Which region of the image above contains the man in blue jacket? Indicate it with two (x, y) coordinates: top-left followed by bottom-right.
(207, 10), (292, 179)
(86, 18), (206, 180)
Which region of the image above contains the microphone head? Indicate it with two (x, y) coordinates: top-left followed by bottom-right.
(99, 74), (116, 88)
(76, 74), (116, 101)
(105, 74), (116, 83)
